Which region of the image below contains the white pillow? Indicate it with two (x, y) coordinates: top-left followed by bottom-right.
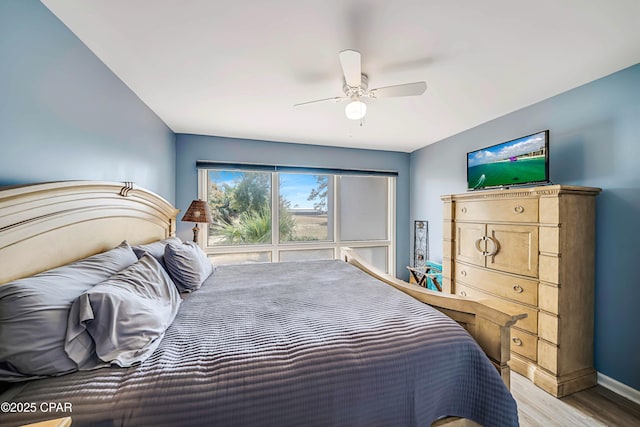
(131, 236), (181, 269)
(164, 241), (214, 292)
(65, 254), (181, 369)
(0, 241), (138, 381)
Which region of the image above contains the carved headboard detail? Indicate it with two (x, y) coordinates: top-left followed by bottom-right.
(0, 181), (179, 285)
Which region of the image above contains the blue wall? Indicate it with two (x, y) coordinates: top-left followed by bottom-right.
(175, 134), (411, 278)
(4, 0), (636, 392)
(410, 64), (640, 390)
(0, 0), (176, 203)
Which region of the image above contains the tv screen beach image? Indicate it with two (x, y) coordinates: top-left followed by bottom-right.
(467, 132), (547, 189)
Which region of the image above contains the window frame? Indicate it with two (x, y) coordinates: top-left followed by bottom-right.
(198, 169), (396, 273)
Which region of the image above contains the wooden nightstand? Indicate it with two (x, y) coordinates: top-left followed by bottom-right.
(19, 417), (71, 427)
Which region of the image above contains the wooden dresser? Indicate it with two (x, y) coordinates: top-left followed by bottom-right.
(441, 185), (601, 397)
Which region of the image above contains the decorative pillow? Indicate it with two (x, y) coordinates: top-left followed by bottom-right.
(132, 236), (181, 269)
(0, 241), (138, 381)
(65, 254), (181, 369)
(164, 241), (214, 292)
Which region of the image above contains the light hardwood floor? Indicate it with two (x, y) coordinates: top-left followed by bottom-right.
(511, 372), (640, 426)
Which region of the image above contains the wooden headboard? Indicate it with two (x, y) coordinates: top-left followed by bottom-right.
(0, 181), (179, 285)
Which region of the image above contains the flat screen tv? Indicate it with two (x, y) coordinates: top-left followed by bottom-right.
(467, 130), (549, 190)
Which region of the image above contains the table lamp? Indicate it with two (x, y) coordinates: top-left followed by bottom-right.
(182, 199), (213, 242)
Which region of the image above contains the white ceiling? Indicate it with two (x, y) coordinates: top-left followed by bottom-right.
(42, 0), (640, 153)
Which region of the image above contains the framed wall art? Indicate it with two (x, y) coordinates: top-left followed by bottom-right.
(413, 220), (428, 267)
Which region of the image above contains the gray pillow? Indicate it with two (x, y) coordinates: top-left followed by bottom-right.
(65, 254), (181, 369)
(0, 241), (138, 381)
(164, 241), (214, 292)
(131, 236), (181, 269)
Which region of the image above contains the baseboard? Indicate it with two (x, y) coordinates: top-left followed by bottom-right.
(509, 354), (596, 397)
(597, 372), (640, 406)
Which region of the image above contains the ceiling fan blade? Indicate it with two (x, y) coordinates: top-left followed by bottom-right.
(293, 97), (345, 107)
(369, 81), (427, 98)
(339, 49), (362, 87)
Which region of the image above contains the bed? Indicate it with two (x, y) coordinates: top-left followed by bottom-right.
(0, 181), (524, 427)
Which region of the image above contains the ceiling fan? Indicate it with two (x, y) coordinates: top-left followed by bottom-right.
(294, 49), (427, 120)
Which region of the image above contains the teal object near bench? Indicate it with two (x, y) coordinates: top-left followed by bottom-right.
(407, 262), (443, 292)
(425, 261), (443, 292)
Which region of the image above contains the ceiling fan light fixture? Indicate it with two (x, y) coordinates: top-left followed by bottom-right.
(294, 50), (427, 121)
(345, 100), (367, 120)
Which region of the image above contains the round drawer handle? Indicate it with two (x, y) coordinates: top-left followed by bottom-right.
(461, 207), (467, 213)
(512, 284), (524, 293)
(512, 337), (523, 346)
(513, 205), (525, 214)
(460, 290), (467, 297)
(460, 270), (467, 277)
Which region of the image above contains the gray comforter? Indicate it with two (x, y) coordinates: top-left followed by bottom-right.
(1, 260), (518, 426)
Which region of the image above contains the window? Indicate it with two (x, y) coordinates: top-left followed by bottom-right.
(206, 170), (272, 246)
(339, 176), (388, 241)
(198, 166), (395, 273)
(279, 173), (332, 243)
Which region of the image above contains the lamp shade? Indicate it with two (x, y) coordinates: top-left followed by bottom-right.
(182, 199), (213, 223)
(345, 100), (367, 120)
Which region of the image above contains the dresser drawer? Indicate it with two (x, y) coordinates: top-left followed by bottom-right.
(455, 198), (538, 223)
(454, 262), (538, 306)
(455, 282), (537, 334)
(510, 329), (537, 361)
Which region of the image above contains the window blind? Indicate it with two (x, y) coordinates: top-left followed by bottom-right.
(195, 161), (398, 177)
